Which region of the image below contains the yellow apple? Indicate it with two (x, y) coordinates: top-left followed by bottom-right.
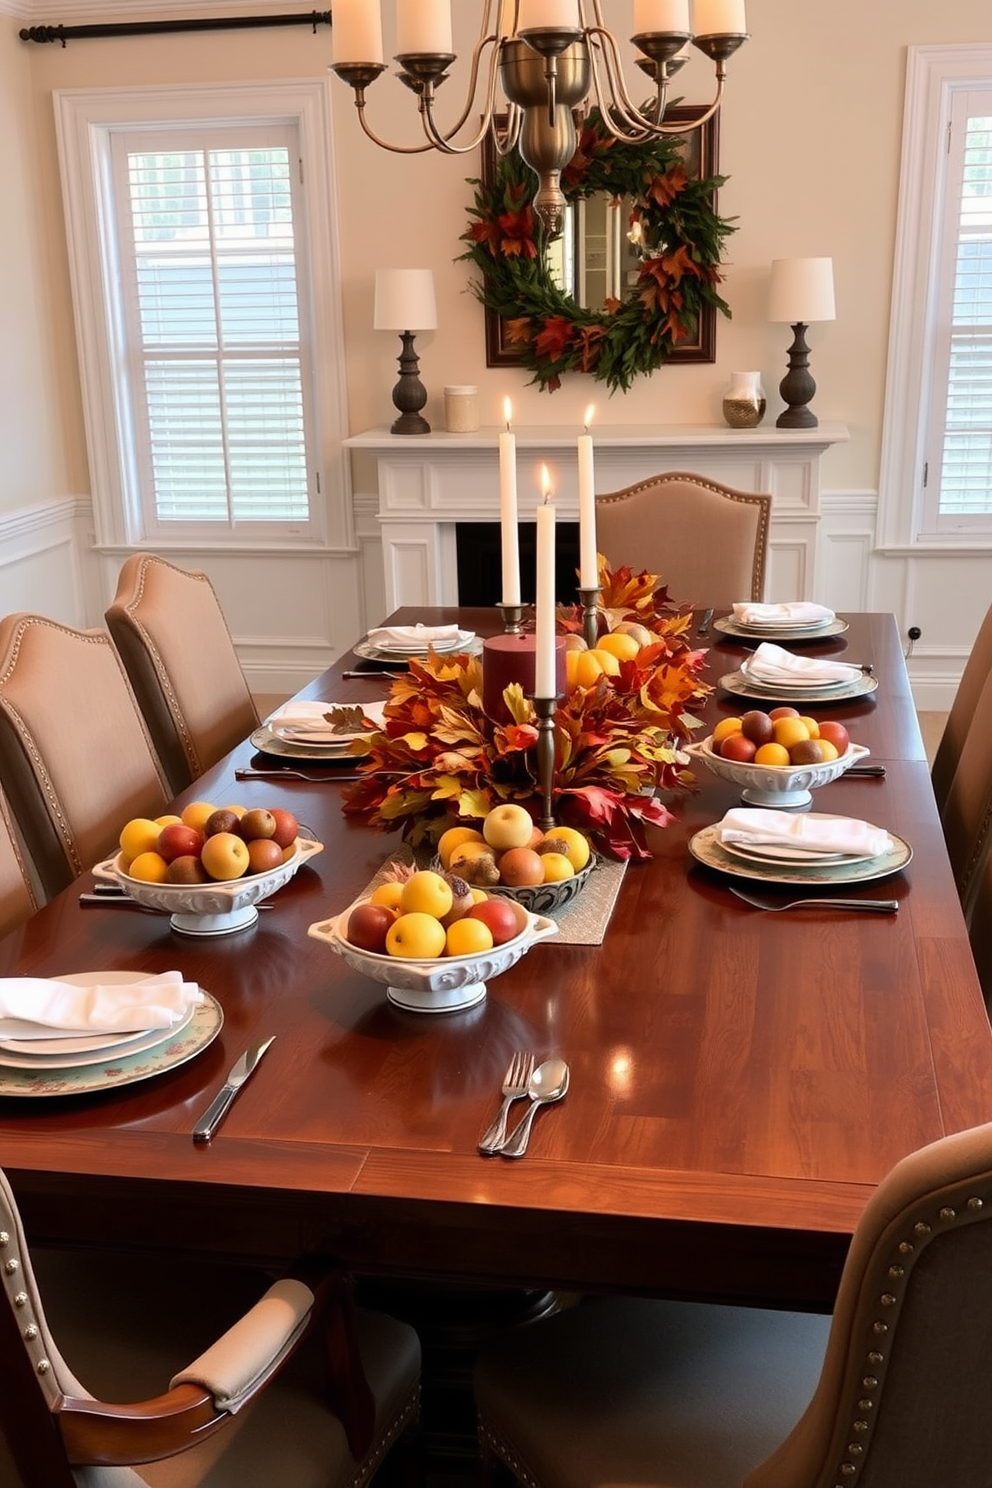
(386, 912), (447, 959)
(482, 803), (535, 851)
(437, 824), (485, 868)
(546, 826), (591, 872)
(399, 870), (453, 920)
(370, 881), (406, 912)
(445, 918), (494, 956)
(200, 831), (251, 882)
(119, 817), (164, 864)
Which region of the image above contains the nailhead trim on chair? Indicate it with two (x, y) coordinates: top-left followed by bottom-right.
(477, 1182), (992, 1488)
(827, 1186), (987, 1488)
(345, 1383), (420, 1488)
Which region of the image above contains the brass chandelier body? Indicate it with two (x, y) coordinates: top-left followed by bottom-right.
(331, 1), (748, 236)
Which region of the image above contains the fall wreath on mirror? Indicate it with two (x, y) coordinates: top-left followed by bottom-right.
(460, 106), (736, 393)
(341, 563), (712, 862)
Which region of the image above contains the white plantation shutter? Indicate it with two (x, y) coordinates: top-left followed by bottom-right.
(925, 91), (992, 530)
(114, 129), (313, 532)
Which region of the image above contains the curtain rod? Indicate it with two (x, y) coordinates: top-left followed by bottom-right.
(20, 10), (330, 43)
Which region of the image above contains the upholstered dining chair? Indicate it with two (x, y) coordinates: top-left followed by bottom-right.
(0, 785), (37, 939)
(0, 613), (172, 901)
(940, 661), (992, 923)
(931, 599), (992, 813)
(106, 554), (260, 795)
(594, 472), (771, 609)
(0, 1168), (421, 1488)
(475, 1117), (992, 1488)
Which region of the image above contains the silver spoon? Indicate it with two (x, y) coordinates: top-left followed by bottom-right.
(499, 1058), (570, 1159)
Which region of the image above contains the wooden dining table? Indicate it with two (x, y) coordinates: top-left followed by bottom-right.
(1, 609), (990, 1320)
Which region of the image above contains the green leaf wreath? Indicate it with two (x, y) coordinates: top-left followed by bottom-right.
(460, 107), (736, 393)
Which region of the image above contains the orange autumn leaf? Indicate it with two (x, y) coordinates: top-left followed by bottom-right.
(646, 162), (689, 208)
(534, 315), (574, 363)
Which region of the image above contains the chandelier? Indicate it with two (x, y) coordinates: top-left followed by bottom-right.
(330, 0), (749, 236)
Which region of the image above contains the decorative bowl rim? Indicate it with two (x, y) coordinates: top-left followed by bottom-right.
(686, 736), (868, 790)
(93, 834), (324, 912)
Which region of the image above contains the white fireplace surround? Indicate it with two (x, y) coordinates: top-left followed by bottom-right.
(345, 422), (849, 611)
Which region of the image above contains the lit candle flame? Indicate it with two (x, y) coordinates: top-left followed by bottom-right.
(540, 463), (554, 502)
(583, 404), (596, 433)
(503, 396), (513, 431)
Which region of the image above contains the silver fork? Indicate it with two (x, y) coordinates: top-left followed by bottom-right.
(729, 887), (898, 913)
(235, 767), (364, 783)
(478, 1052), (536, 1155)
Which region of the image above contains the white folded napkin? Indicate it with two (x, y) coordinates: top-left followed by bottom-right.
(732, 602), (835, 627)
(718, 808), (893, 858)
(0, 971), (203, 1040)
(743, 642), (861, 686)
(365, 623), (467, 650)
(267, 700), (386, 743)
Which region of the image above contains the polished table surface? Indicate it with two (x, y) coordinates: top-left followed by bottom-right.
(1, 611), (990, 1310)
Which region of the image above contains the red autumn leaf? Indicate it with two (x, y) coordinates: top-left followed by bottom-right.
(534, 315), (574, 363)
(646, 162), (689, 208)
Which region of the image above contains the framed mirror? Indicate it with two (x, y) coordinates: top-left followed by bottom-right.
(463, 106), (733, 392)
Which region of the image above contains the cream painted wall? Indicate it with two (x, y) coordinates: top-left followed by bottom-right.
(7, 0), (991, 497)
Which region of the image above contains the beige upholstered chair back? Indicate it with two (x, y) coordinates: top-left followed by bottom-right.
(0, 614), (171, 900)
(939, 662), (992, 920)
(747, 1119), (992, 1488)
(0, 784), (38, 939)
(931, 600), (992, 812)
(595, 471), (771, 609)
(106, 555), (259, 795)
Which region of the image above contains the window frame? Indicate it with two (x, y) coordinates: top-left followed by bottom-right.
(55, 80), (349, 552)
(878, 43), (992, 551)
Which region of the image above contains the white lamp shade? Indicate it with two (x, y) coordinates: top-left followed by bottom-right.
(373, 269), (438, 332)
(768, 257), (836, 324)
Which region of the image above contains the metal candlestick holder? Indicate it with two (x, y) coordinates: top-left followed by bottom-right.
(578, 586), (602, 649)
(531, 694), (560, 832)
(498, 602), (525, 636)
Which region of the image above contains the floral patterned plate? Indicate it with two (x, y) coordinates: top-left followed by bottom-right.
(0, 974), (222, 1098)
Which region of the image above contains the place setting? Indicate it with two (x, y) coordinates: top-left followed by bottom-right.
(0, 970), (223, 1098)
(351, 621), (481, 665)
(713, 601), (850, 643)
(250, 699), (388, 763)
(719, 641), (878, 704)
(688, 805), (913, 889)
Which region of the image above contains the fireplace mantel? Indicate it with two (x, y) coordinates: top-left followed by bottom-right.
(344, 422), (849, 610)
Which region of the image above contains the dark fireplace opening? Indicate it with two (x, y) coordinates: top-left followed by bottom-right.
(456, 522), (581, 608)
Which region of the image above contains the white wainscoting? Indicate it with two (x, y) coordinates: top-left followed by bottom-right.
(0, 487), (966, 710)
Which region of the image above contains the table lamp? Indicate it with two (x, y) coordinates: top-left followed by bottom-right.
(374, 268), (437, 435)
(768, 257), (835, 429)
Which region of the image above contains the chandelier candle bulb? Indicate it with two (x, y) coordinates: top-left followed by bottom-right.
(634, 0), (691, 33)
(516, 0), (581, 27)
(534, 471), (557, 699)
(499, 398), (521, 606)
(693, 0), (746, 33)
(331, 0), (383, 63)
(577, 405), (597, 589)
(396, 0), (452, 56)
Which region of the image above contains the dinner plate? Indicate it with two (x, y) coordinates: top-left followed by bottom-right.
(0, 978), (222, 1098)
(719, 840), (875, 867)
(688, 823), (912, 885)
(718, 669), (879, 704)
(250, 726), (372, 762)
(0, 999), (198, 1069)
(353, 633), (482, 663)
(737, 663), (864, 692)
(263, 701), (387, 748)
(714, 616), (850, 643)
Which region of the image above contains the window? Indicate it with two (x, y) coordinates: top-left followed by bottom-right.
(56, 83), (347, 549)
(879, 47), (992, 547)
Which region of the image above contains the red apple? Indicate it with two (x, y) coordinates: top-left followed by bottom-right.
(466, 897), (521, 946)
(156, 822), (204, 863)
(817, 720), (850, 754)
(768, 706), (800, 721)
(718, 733), (758, 763)
(268, 808), (299, 850)
(346, 902), (397, 954)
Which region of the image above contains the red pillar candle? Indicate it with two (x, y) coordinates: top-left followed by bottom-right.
(482, 634), (567, 722)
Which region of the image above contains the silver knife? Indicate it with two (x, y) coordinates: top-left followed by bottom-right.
(696, 607), (714, 636)
(193, 1037), (275, 1143)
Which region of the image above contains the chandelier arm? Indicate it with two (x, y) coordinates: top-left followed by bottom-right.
(351, 97), (439, 154)
(491, 103), (524, 159)
(584, 27), (660, 138)
(414, 29), (505, 154)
